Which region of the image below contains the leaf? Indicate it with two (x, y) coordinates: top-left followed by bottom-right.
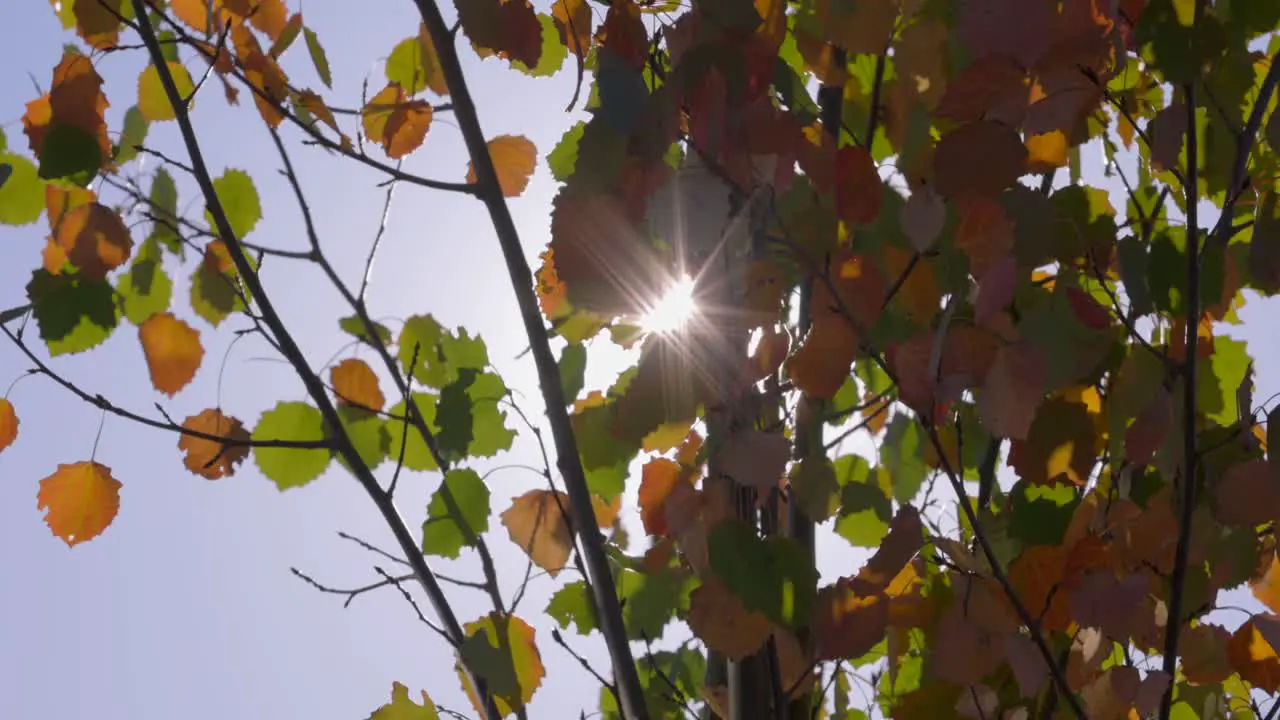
(900, 185), (945, 252)
(1214, 459), (1280, 527)
(137, 61), (195, 122)
(177, 408), (250, 480)
(0, 153), (44, 225)
(338, 315), (392, 347)
(387, 392), (440, 471)
(117, 241), (172, 325)
(147, 166), (180, 253)
(0, 398), (19, 454)
(52, 201), (134, 280)
(466, 135), (537, 197)
(552, 0), (592, 58)
(557, 342), (586, 405)
(457, 613), (544, 717)
(1147, 99), (1186, 174)
(331, 357), (385, 411)
(37, 123), (103, 183)
(37, 461), (122, 546)
(1229, 616), (1280, 693)
(361, 83), (432, 159)
(1181, 623), (1233, 685)
(501, 489), (572, 576)
(978, 342), (1047, 440)
(386, 31), (446, 97)
(368, 682), (439, 720)
(26, 269), (120, 356)
(791, 457), (840, 522)
(303, 28), (332, 87)
(812, 585), (889, 661)
(708, 521), (818, 626)
(457, 0), (543, 68)
(719, 427), (790, 489)
(934, 120), (1028, 199)
(547, 580), (597, 635)
(138, 312), (204, 396)
(207, 169), (261, 239)
(421, 469), (491, 559)
(1025, 131), (1068, 172)
(687, 577), (772, 660)
(190, 240), (252, 326)
(835, 145), (883, 225)
(335, 405), (390, 472)
(252, 402), (331, 489)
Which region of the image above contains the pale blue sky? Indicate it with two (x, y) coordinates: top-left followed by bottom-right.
(0, 3), (1277, 719)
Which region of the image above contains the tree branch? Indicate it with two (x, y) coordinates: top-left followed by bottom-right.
(409, 2), (649, 717)
(125, 7), (502, 718)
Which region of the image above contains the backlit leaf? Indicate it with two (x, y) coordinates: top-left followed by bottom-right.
(117, 240), (172, 325)
(687, 576), (772, 660)
(368, 682), (439, 720)
(52, 201), (133, 280)
(934, 120), (1028, 199)
(501, 489), (572, 576)
(177, 408), (250, 480)
(137, 61), (195, 122)
(421, 468), (490, 559)
(457, 0), (543, 68)
(457, 613), (544, 717)
(26, 268), (120, 356)
(303, 28), (332, 88)
(207, 169), (261, 239)
(466, 135), (537, 197)
(386, 30), (446, 96)
(252, 402), (330, 489)
(0, 153), (44, 226)
(362, 83), (432, 159)
(37, 461), (121, 546)
(331, 357), (385, 411)
(138, 312), (204, 396)
(0, 398), (18, 454)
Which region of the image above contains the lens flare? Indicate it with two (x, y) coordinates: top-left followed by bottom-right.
(639, 275), (698, 335)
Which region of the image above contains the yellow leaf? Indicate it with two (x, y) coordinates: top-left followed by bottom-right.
(0, 398), (18, 453)
(139, 312), (205, 396)
(369, 681), (439, 720)
(551, 0), (593, 58)
(331, 357), (386, 411)
(467, 135), (537, 197)
(138, 61), (196, 122)
(362, 83), (432, 159)
(37, 461), (122, 546)
(71, 0), (123, 49)
(52, 201), (133, 280)
(501, 489), (572, 576)
(457, 613), (545, 717)
(1229, 616), (1280, 693)
(1025, 130), (1068, 172)
(178, 408), (251, 480)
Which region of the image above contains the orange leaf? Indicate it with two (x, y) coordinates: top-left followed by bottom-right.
(501, 489), (572, 576)
(52, 201), (133, 280)
(467, 135), (537, 197)
(687, 577), (772, 660)
(1254, 553), (1280, 614)
(639, 457), (681, 536)
(71, 0), (124, 49)
(1229, 616), (1280, 693)
(361, 83), (433, 159)
(37, 461), (122, 546)
(331, 358), (385, 411)
(1025, 131), (1069, 173)
(139, 312), (205, 396)
(178, 408), (251, 480)
(552, 0), (593, 58)
(812, 585), (889, 661)
(954, 195), (1015, 278)
(934, 120), (1028, 199)
(592, 494), (621, 529)
(23, 51), (112, 166)
(855, 505), (925, 594)
(786, 315), (856, 399)
(0, 398), (18, 454)
(457, 613), (545, 717)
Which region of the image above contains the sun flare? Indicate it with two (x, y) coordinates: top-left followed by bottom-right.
(640, 275), (698, 335)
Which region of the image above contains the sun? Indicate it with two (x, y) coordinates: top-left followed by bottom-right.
(639, 275), (698, 335)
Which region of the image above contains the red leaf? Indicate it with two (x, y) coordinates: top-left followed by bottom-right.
(835, 145), (883, 225)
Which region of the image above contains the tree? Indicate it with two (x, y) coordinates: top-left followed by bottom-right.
(4, 0), (1280, 717)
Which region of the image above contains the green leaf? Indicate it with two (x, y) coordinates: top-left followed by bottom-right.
(387, 36), (433, 95)
(387, 392), (440, 471)
(421, 468), (491, 558)
(457, 613), (543, 716)
(338, 314), (392, 347)
(190, 252), (253, 327)
(398, 314), (447, 386)
(1007, 480), (1079, 546)
(557, 342), (586, 405)
(0, 153), (45, 226)
(26, 270), (119, 356)
(440, 328), (489, 371)
(791, 457), (840, 522)
(138, 61), (195, 122)
(708, 520), (817, 627)
(546, 121), (585, 183)
(252, 402), (331, 489)
(1198, 335), (1251, 426)
(0, 127), (6, 152)
(571, 400), (638, 501)
(207, 169), (261, 239)
(268, 14), (303, 58)
(304, 28), (333, 88)
(114, 106), (149, 165)
(882, 415), (927, 503)
(466, 371), (516, 457)
(617, 566), (691, 640)
(836, 475), (893, 548)
(37, 123), (101, 185)
(336, 405), (390, 472)
(368, 682), (440, 720)
(435, 368), (477, 462)
(116, 240), (172, 325)
(148, 167), (180, 254)
(546, 580), (597, 635)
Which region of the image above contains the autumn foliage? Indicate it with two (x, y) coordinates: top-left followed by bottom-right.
(5, 0), (1280, 718)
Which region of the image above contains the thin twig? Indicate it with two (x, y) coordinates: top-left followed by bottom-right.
(550, 628), (619, 702)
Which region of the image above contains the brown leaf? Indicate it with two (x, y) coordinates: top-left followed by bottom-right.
(331, 357), (386, 411)
(835, 145), (883, 225)
(1229, 616), (1280, 693)
(1125, 388), (1173, 467)
(954, 195), (1015, 277)
(37, 461), (122, 546)
(52, 201), (133, 280)
(811, 585), (889, 661)
(934, 120), (1028, 199)
(1214, 459), (1280, 527)
(978, 342), (1047, 440)
(931, 604), (1003, 686)
(719, 428), (790, 489)
(501, 489), (572, 577)
(934, 55), (1030, 124)
(139, 312), (204, 396)
(458, 0), (543, 68)
(687, 577), (772, 660)
(957, 0), (1053, 69)
(552, 0), (593, 58)
(1147, 99), (1185, 174)
(1181, 623), (1233, 685)
(178, 408), (251, 480)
